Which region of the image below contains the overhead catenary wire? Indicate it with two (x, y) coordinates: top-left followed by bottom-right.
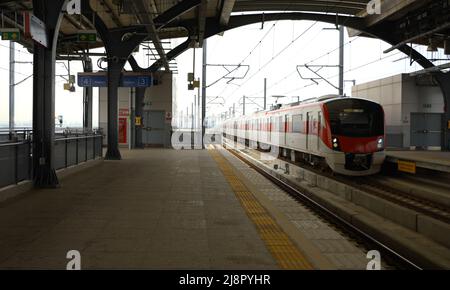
(215, 0), (321, 105)
(244, 34), (360, 99)
(281, 45), (420, 96)
(218, 1), (354, 111)
(222, 21), (319, 103)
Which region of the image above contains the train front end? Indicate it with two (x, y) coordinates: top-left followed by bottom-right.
(323, 98), (385, 176)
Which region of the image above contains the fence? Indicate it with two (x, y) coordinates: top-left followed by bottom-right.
(0, 133), (103, 188)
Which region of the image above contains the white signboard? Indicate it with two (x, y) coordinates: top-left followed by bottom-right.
(24, 13), (48, 48)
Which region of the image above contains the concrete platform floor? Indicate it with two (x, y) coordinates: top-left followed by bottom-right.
(0, 149), (278, 269)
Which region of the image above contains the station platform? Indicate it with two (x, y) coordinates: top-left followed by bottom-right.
(386, 150), (450, 174)
(0, 148), (369, 270)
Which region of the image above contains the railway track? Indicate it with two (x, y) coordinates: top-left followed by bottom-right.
(348, 177), (450, 224)
(275, 153), (450, 224)
(221, 141), (423, 270)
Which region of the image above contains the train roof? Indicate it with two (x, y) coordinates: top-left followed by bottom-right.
(223, 96), (382, 122)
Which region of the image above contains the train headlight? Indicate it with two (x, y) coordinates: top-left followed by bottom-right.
(377, 138), (384, 149)
(332, 137), (340, 150)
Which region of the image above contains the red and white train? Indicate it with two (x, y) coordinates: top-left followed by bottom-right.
(222, 95), (385, 176)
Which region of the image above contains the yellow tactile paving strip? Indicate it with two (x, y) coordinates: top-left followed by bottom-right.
(208, 147), (314, 270)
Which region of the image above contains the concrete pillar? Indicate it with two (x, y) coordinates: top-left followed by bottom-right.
(83, 58), (93, 130)
(32, 0), (67, 188)
(201, 39), (207, 148)
(81, 0), (147, 160)
(9, 42), (15, 131)
(434, 72), (450, 151)
(104, 60), (124, 160)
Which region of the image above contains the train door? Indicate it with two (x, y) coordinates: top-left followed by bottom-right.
(317, 111), (322, 151)
(245, 120), (250, 141)
(284, 115), (288, 146)
(269, 117), (273, 143)
(256, 119), (259, 145)
(277, 116), (283, 147)
(306, 112), (311, 150)
(308, 112), (317, 152)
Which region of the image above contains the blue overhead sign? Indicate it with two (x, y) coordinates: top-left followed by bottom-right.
(78, 74), (107, 87)
(77, 73), (153, 88)
(122, 75), (152, 87)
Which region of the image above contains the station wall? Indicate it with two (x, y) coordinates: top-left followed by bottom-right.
(142, 72), (173, 147)
(98, 71), (173, 148)
(352, 74), (444, 149)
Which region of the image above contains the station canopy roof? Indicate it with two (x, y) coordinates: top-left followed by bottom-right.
(0, 0), (448, 71)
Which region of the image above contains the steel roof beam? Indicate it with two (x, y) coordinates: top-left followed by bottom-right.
(198, 0), (208, 45)
(149, 38), (191, 72)
(64, 14), (85, 30)
(132, 0), (170, 71)
(219, 0), (236, 26)
(153, 0), (202, 29)
(99, 0), (123, 27)
(357, 0), (424, 26)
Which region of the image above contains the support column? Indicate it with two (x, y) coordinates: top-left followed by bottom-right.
(104, 60), (124, 160)
(9, 42), (15, 131)
(434, 72), (450, 151)
(32, 0), (67, 188)
(83, 58), (93, 130)
(82, 0), (147, 160)
(338, 25), (344, 96)
(128, 56), (146, 149)
(201, 39), (207, 148)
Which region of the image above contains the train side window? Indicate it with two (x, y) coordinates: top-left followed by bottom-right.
(292, 114), (303, 133)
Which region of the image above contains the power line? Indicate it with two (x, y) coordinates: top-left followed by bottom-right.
(0, 42), (30, 54)
(244, 32), (357, 98)
(0, 65), (31, 77)
(218, 2), (353, 110)
(215, 0), (326, 105)
(222, 21), (319, 103)
(305, 37), (360, 65)
(281, 45), (419, 95)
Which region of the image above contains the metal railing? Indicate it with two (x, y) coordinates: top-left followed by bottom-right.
(54, 134), (103, 170)
(0, 131), (103, 189)
(0, 129), (33, 143)
(0, 140), (32, 188)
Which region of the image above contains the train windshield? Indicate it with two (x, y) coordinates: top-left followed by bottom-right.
(326, 99), (384, 137)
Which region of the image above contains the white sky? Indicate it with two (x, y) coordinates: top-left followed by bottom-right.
(0, 19), (448, 128)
